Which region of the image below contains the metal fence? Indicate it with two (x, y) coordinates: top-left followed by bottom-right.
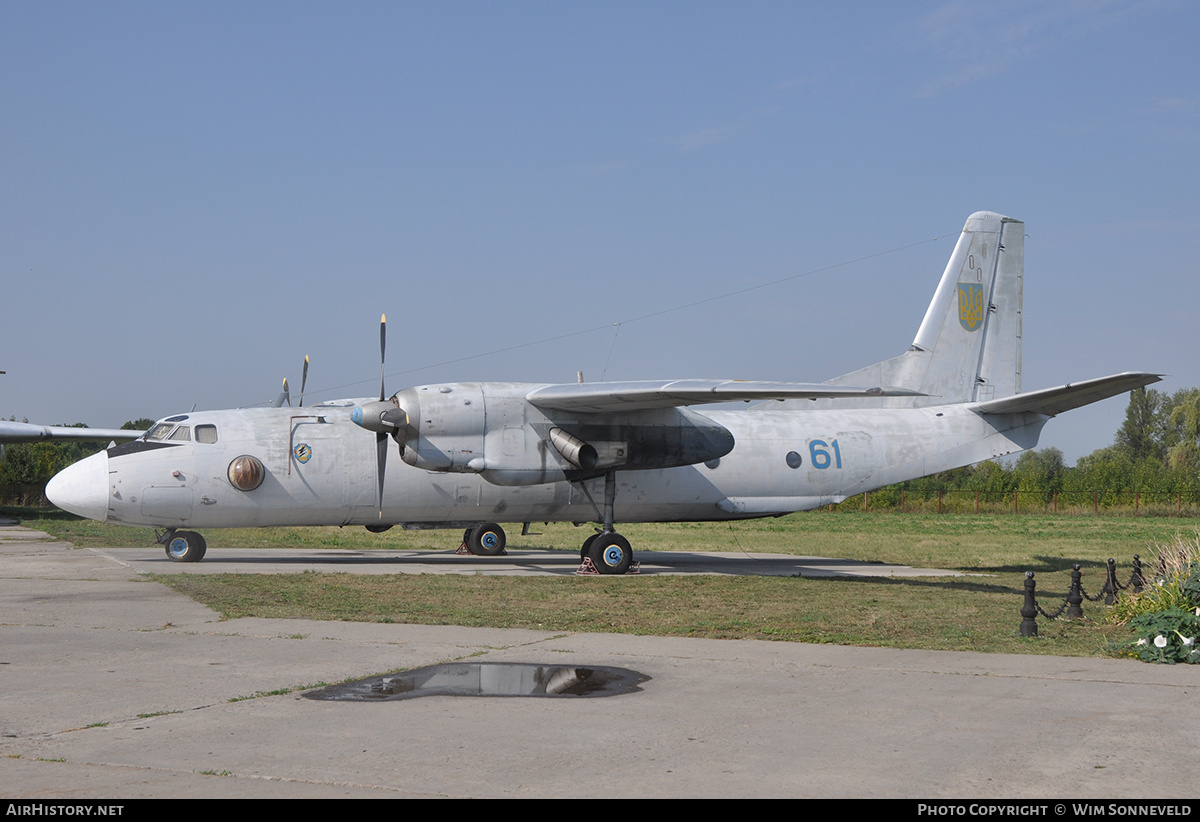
(835, 489), (1200, 517)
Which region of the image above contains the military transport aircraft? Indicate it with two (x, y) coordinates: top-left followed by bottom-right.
(46, 212), (1159, 572)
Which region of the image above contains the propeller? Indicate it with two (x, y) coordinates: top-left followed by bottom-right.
(351, 315), (411, 519)
(272, 356), (310, 408)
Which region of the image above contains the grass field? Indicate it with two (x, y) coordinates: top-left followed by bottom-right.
(9, 506), (1199, 659)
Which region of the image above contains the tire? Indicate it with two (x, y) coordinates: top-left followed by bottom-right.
(165, 531), (207, 562)
(468, 522), (506, 556)
(580, 533), (599, 560)
(588, 532), (632, 575)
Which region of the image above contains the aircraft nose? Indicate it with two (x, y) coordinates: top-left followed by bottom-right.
(46, 451), (110, 522)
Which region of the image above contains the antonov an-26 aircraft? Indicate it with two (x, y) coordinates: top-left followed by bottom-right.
(47, 212), (1159, 571)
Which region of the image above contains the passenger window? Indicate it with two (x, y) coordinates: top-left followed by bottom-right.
(196, 424), (218, 444)
(168, 426), (191, 441)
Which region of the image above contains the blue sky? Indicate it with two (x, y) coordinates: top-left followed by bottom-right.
(2, 1), (1197, 463)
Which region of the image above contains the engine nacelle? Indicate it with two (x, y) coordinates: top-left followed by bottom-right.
(382, 381), (734, 486)
(396, 384), (487, 472)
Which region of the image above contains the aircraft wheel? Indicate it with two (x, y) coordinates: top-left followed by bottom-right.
(165, 531), (207, 562)
(588, 532), (632, 575)
(467, 522), (506, 556)
(580, 532), (598, 560)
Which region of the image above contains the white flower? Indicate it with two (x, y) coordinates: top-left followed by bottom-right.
(1155, 635), (1168, 648)
(1137, 638), (1147, 646)
(1185, 637), (1196, 647)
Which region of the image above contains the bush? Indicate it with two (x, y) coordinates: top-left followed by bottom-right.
(1109, 534), (1200, 663)
(1125, 608), (1200, 664)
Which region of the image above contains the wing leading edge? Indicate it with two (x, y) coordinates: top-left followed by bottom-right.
(0, 422), (144, 444)
(526, 380), (924, 413)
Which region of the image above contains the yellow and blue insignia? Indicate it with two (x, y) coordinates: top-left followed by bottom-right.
(293, 443), (312, 464)
(957, 283), (984, 332)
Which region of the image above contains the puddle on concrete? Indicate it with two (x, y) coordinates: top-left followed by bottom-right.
(305, 662), (650, 701)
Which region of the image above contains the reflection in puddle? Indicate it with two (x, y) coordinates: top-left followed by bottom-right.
(306, 662), (649, 701)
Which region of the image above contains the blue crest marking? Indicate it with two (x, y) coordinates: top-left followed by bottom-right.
(293, 443), (312, 464)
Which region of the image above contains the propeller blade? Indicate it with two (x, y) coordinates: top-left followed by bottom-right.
(299, 355), (309, 407)
(379, 314), (387, 402)
(273, 377), (290, 408)
(376, 431), (387, 519)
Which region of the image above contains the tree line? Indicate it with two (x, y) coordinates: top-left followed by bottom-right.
(861, 387), (1200, 509)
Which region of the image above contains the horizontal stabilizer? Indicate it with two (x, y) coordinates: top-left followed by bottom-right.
(0, 422), (143, 444)
(975, 372), (1162, 417)
(527, 380), (924, 413)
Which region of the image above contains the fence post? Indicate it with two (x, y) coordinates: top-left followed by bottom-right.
(1105, 558), (1118, 606)
(1093, 491), (1098, 514)
(938, 489), (942, 514)
(1014, 489), (1019, 515)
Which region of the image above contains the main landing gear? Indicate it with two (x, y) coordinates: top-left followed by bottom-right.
(159, 529), (207, 562)
(580, 530), (634, 575)
(459, 522), (507, 556)
(576, 471), (638, 575)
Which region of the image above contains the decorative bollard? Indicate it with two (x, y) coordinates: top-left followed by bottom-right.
(1066, 564), (1084, 619)
(1105, 558), (1118, 606)
(1131, 554), (1145, 594)
(1020, 571), (1038, 637)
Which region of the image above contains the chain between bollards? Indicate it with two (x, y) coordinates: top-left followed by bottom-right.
(1019, 554), (1148, 636)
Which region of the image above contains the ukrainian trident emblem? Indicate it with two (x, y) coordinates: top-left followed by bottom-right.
(957, 283), (984, 332)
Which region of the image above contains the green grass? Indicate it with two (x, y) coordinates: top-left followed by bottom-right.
(10, 505), (1199, 658)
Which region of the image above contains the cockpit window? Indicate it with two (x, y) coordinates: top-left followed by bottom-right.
(196, 424), (218, 444)
(145, 423), (175, 441)
(168, 426), (191, 442)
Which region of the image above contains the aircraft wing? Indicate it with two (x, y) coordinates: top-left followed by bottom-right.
(526, 380), (923, 413)
(0, 422), (144, 444)
(975, 372), (1163, 417)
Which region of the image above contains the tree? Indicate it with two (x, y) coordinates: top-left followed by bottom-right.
(1167, 389), (1200, 470)
(1014, 447), (1065, 497)
(1115, 387), (1170, 462)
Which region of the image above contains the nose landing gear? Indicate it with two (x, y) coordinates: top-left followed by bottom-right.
(158, 529), (207, 562)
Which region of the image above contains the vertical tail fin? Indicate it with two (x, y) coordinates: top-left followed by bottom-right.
(823, 211), (1024, 407)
